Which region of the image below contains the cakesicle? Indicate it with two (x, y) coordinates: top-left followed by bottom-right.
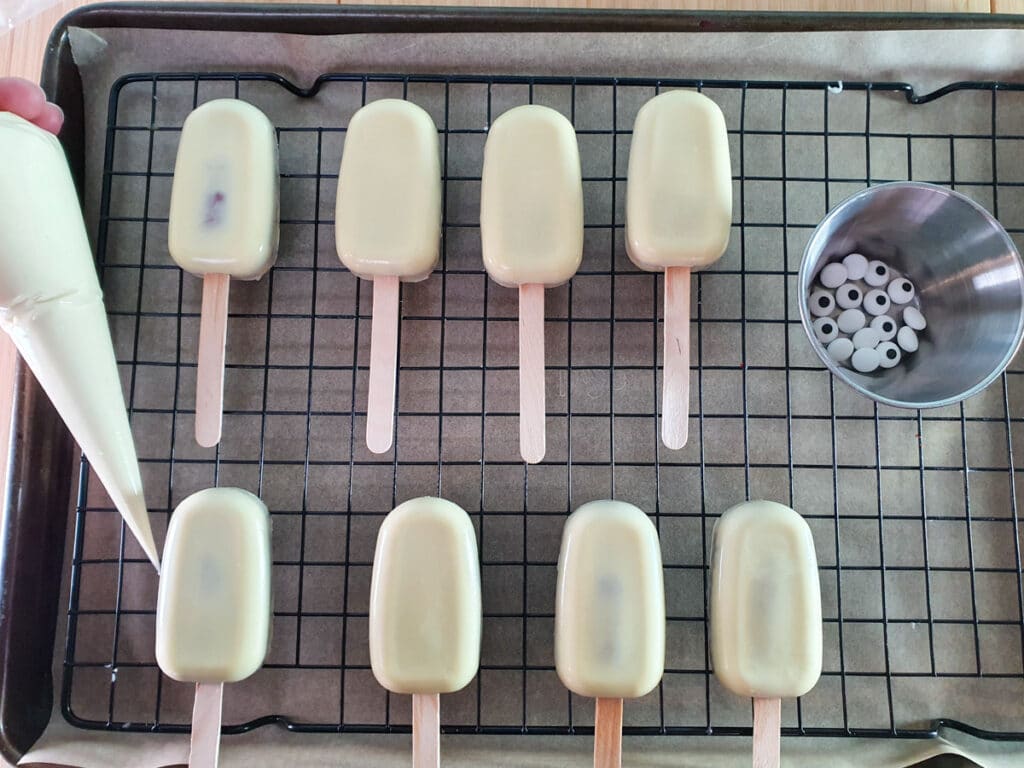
(481, 104), (583, 464)
(168, 99), (279, 448)
(0, 111), (159, 569)
(156, 487), (271, 767)
(336, 99), (442, 454)
(626, 90), (732, 450)
(710, 500), (822, 768)
(555, 500), (665, 768)
(369, 496), (481, 767)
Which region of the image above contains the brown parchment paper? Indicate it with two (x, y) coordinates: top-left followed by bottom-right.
(18, 19), (1024, 768)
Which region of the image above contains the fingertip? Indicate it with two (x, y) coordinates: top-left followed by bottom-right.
(0, 77), (46, 121)
(32, 103), (64, 135)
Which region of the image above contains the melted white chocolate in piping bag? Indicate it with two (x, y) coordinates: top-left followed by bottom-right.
(0, 112), (159, 570)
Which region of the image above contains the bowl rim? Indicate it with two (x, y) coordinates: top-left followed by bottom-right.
(798, 180), (1024, 410)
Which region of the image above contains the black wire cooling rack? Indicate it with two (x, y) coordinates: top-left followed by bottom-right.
(61, 71), (1024, 741)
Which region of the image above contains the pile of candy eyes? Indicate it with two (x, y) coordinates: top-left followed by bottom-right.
(807, 253), (928, 374)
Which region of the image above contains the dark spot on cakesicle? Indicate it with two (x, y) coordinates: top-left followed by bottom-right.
(887, 349), (897, 359)
(822, 323), (833, 334)
(819, 297), (830, 308)
(876, 296), (886, 305)
(204, 191), (226, 226)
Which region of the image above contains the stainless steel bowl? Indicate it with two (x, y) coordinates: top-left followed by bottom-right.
(799, 182), (1024, 409)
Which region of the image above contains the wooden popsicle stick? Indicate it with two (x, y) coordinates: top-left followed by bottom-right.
(367, 274), (400, 454)
(412, 692), (441, 768)
(662, 266), (691, 451)
(594, 697), (623, 768)
(189, 682), (224, 768)
(195, 273), (230, 448)
(753, 697), (781, 768)
(518, 283), (546, 464)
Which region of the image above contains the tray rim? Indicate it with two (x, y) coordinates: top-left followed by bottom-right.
(6, 2), (1024, 762)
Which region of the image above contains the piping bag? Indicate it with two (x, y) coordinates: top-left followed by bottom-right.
(0, 112), (159, 570)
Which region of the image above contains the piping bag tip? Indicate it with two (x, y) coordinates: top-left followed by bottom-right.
(135, 530), (161, 573)
(124, 494), (161, 572)
(143, 542), (162, 574)
(137, 536), (160, 577)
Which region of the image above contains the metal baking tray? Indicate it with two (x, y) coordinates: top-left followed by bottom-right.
(4, 3), (1024, 762)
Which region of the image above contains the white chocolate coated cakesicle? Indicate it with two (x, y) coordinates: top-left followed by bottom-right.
(156, 487), (271, 768)
(0, 112), (159, 570)
(369, 497), (481, 767)
(156, 488), (272, 683)
(168, 99), (279, 448)
(555, 500), (665, 768)
(480, 105), (584, 288)
(336, 99), (442, 282)
(336, 99), (442, 455)
(168, 100), (279, 281)
(626, 91), (732, 451)
(710, 500), (822, 768)
(480, 105), (583, 464)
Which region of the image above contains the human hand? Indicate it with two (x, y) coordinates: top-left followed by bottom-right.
(0, 77), (63, 134)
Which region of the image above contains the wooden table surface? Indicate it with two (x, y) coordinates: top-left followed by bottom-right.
(0, 0), (1021, 492)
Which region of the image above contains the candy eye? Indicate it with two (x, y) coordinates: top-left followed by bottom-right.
(870, 315), (898, 341)
(897, 326), (920, 353)
(842, 252), (868, 280)
(903, 306), (927, 330)
(813, 317), (839, 343)
(865, 260), (890, 287)
(852, 347), (881, 373)
(836, 283), (862, 310)
(810, 258), (921, 374)
(820, 262), (848, 289)
(887, 277), (916, 304)
(809, 290), (835, 317)
(877, 341), (902, 369)
(827, 337), (854, 362)
(864, 289), (891, 316)
(837, 308), (867, 334)
(852, 327), (881, 350)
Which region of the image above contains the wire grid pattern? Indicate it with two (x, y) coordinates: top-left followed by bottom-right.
(60, 72), (1024, 740)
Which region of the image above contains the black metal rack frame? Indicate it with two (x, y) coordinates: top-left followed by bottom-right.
(56, 69), (1024, 743)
